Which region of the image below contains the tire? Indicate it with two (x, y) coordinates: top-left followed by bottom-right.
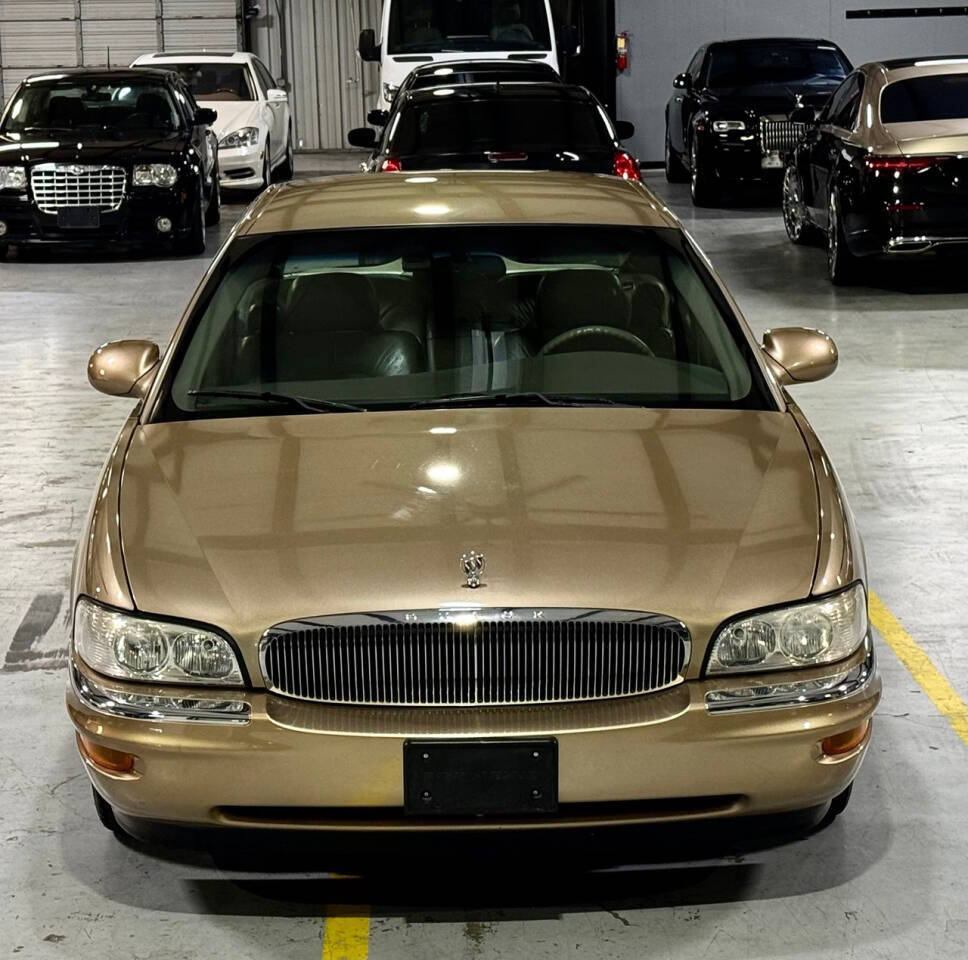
(175, 181), (206, 256)
(827, 186), (858, 285)
(782, 165), (813, 245)
(204, 167), (221, 227)
(92, 786), (121, 834)
(261, 140), (271, 189)
(690, 137), (718, 206)
(0, 243), (8, 261)
(277, 125), (295, 181)
(819, 783), (853, 828)
(664, 126), (688, 183)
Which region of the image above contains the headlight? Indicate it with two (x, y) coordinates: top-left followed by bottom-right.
(707, 583), (867, 674)
(219, 126), (260, 149)
(712, 120), (746, 133)
(74, 597), (244, 686)
(133, 163), (178, 188)
(0, 166), (27, 190)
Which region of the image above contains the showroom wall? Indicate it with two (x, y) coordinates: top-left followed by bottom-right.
(615, 0), (968, 162)
(0, 0), (241, 101)
(250, 0), (382, 151)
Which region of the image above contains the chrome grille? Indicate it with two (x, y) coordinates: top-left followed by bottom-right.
(30, 164), (126, 214)
(759, 118), (806, 155)
(261, 609), (690, 706)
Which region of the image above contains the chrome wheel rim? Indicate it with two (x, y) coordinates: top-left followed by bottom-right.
(827, 192), (838, 275)
(782, 168), (803, 240)
(690, 141), (698, 197)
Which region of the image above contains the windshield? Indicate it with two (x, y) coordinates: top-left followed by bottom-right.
(705, 43), (849, 89)
(881, 74), (968, 123)
(1, 79), (181, 136)
(160, 226), (769, 421)
(168, 63), (254, 102)
(389, 96), (613, 155)
(387, 0), (552, 53)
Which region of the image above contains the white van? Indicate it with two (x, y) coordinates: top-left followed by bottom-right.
(360, 0), (576, 107)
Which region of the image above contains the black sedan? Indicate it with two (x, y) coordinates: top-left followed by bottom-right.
(348, 82), (639, 179)
(665, 38), (852, 205)
(0, 68), (220, 257)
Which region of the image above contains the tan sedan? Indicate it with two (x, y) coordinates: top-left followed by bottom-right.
(67, 171), (879, 837)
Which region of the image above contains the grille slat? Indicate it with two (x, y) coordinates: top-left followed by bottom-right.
(261, 611), (689, 707)
(760, 118), (806, 155)
(30, 164), (126, 214)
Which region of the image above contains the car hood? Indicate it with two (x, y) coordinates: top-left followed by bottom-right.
(195, 99), (262, 140)
(0, 131), (187, 165)
(118, 407), (820, 675)
(702, 82), (837, 115)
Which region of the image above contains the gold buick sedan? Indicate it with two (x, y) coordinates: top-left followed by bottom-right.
(68, 171), (879, 838)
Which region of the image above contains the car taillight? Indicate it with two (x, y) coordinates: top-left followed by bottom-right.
(380, 157), (403, 172)
(865, 155), (950, 172)
(613, 150), (641, 181)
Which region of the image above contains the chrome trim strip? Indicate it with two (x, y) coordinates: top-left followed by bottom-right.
(260, 608), (691, 707)
(71, 663), (250, 724)
(705, 644), (876, 714)
(886, 236), (968, 253)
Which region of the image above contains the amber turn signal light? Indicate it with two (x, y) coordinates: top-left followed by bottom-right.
(76, 733), (136, 774)
(821, 720), (870, 757)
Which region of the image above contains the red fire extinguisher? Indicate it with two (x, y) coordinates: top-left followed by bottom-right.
(616, 32), (629, 73)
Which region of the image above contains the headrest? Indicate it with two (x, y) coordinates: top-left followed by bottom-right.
(536, 270), (628, 339)
(284, 273), (380, 334)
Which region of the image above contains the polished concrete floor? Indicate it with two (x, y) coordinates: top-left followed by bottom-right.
(1, 162), (966, 959)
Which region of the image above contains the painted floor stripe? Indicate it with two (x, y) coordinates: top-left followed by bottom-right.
(870, 590), (968, 746)
(322, 906), (370, 960)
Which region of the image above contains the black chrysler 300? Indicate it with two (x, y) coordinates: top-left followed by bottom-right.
(0, 68), (220, 257)
(665, 38), (852, 206)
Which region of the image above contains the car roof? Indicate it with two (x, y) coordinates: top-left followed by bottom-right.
(876, 55), (968, 73)
(409, 59), (559, 77)
(707, 37), (842, 49)
(404, 82), (591, 105)
(24, 67), (175, 84)
(134, 51), (249, 63)
(237, 172), (679, 236)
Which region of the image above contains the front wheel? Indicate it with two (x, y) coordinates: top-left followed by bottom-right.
(0, 243), (8, 261)
(92, 786), (122, 835)
(782, 165), (813, 245)
(827, 187), (858, 285)
(665, 127), (688, 183)
(260, 140), (271, 190)
(690, 138), (718, 206)
(175, 181), (206, 256)
(277, 126), (295, 181)
(204, 167), (221, 226)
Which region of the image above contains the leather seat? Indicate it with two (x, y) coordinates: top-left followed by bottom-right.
(276, 273), (423, 381)
(629, 278), (676, 359)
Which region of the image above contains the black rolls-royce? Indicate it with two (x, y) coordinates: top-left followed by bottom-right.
(665, 38), (852, 206)
(0, 68), (220, 257)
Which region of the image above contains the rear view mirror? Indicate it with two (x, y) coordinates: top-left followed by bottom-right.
(347, 127), (378, 149)
(88, 340), (160, 398)
(267, 88), (288, 102)
(761, 328), (838, 386)
(359, 28), (380, 62)
(367, 108), (390, 127)
(673, 73), (691, 90)
(195, 107), (218, 126)
(614, 120), (635, 141)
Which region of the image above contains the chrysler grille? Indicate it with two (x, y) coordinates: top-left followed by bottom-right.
(760, 118), (806, 155)
(260, 610), (690, 706)
(30, 164), (126, 214)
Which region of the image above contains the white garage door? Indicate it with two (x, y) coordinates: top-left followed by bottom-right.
(0, 0), (241, 104)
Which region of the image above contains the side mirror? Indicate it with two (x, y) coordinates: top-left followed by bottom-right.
(673, 72), (691, 91)
(347, 127), (378, 149)
(557, 23), (581, 58)
(359, 28), (380, 62)
(195, 107), (218, 126)
(761, 328), (838, 386)
(367, 108), (390, 127)
(88, 340), (160, 398)
(267, 88), (288, 102)
(614, 119), (635, 141)
(789, 105), (816, 125)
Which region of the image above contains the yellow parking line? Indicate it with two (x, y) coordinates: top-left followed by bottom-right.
(322, 906), (370, 960)
(870, 590), (968, 745)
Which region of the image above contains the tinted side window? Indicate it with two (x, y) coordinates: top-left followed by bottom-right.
(822, 74), (854, 125)
(833, 74), (864, 129)
(687, 48), (704, 82)
(254, 60), (276, 95)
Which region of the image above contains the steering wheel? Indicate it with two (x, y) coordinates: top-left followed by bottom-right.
(539, 325), (655, 357)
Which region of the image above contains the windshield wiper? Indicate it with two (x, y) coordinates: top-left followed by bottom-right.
(407, 391), (626, 410)
(188, 389), (365, 413)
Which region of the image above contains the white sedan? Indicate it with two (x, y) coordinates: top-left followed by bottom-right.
(131, 51), (293, 190)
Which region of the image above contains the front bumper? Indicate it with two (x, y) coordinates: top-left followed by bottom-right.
(0, 187), (195, 246)
(219, 144), (265, 189)
(701, 134), (784, 184)
(67, 643), (880, 831)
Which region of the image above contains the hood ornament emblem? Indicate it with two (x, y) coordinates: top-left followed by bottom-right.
(794, 93), (804, 109)
(460, 550), (486, 589)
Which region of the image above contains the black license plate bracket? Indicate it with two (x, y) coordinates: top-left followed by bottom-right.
(57, 207), (101, 229)
(404, 739), (558, 817)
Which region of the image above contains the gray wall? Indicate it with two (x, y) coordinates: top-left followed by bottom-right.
(616, 0), (968, 162)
